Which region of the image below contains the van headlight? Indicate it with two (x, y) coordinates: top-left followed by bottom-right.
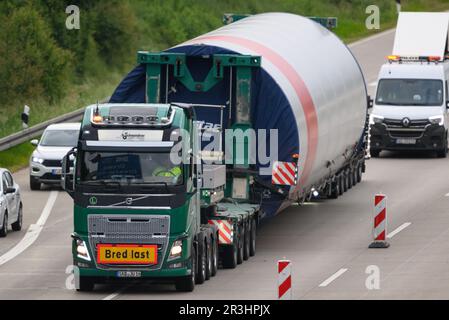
(32, 157), (44, 164)
(370, 114), (384, 124)
(168, 240), (183, 260)
(429, 115), (444, 126)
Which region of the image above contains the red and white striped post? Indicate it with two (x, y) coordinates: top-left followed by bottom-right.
(278, 260), (292, 300)
(369, 194), (390, 248)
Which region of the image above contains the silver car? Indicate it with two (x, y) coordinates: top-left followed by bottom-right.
(30, 123), (80, 190)
(0, 168), (22, 237)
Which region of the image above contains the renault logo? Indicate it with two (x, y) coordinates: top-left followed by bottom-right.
(402, 117), (411, 127)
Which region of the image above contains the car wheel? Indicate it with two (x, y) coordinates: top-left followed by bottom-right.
(12, 204), (22, 231)
(0, 213), (7, 238)
(30, 177), (41, 191)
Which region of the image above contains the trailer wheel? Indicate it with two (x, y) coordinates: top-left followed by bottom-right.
(176, 245), (196, 292)
(222, 243), (237, 269)
(196, 241), (207, 284)
(356, 163), (363, 183)
(250, 217), (256, 256)
(243, 221), (250, 261)
(348, 170), (353, 189)
(205, 239), (212, 281)
(77, 276), (95, 292)
(343, 173), (348, 193)
(211, 235), (218, 276)
(237, 224), (244, 265)
(338, 176), (344, 196)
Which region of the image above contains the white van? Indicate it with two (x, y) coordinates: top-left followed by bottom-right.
(370, 12), (449, 157)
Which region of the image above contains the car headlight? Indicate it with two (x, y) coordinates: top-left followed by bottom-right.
(31, 157), (44, 164)
(168, 239), (183, 260)
(429, 115), (444, 126)
(75, 239), (91, 261)
(370, 114), (384, 124)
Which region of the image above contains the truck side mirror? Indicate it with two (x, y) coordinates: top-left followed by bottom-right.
(368, 96), (374, 109)
(446, 101), (449, 109)
(62, 148), (76, 197)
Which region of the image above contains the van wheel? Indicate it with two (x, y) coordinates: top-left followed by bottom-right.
(0, 213), (7, 238)
(77, 276), (95, 292)
(437, 136), (448, 158)
(370, 149), (380, 157)
(250, 218), (256, 257)
(12, 204), (22, 231)
(176, 245), (196, 292)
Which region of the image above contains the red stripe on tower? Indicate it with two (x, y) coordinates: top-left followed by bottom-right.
(278, 260), (292, 300)
(369, 194), (390, 249)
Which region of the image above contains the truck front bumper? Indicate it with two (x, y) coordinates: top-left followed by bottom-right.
(370, 123), (446, 151)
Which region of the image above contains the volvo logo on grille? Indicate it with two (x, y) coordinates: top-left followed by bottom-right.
(125, 198), (133, 205)
(402, 117), (411, 127)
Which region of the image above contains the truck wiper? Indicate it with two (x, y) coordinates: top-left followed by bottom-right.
(82, 180), (121, 189)
(139, 182), (170, 193)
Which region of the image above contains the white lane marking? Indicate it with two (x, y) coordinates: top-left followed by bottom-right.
(319, 268), (348, 287)
(445, 192), (449, 197)
(0, 191), (58, 266)
(387, 222), (411, 239)
(103, 290), (122, 301)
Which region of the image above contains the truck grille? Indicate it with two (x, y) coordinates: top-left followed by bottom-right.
(88, 214), (170, 270)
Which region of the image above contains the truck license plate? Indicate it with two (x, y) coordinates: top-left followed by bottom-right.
(97, 244), (157, 265)
(396, 138), (416, 145)
(116, 271), (142, 278)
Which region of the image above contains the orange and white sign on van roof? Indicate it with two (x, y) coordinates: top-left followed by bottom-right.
(393, 12), (449, 61)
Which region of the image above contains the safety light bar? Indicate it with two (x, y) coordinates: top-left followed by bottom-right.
(90, 108), (175, 127)
(387, 55), (443, 62)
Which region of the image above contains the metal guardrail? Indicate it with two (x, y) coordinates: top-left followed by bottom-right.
(0, 97), (110, 152)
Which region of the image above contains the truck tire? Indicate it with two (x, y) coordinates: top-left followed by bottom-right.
(222, 243), (238, 269)
(348, 170), (353, 189)
(356, 163), (363, 183)
(77, 276), (95, 292)
(176, 246), (196, 292)
(211, 235), (218, 276)
(338, 176), (344, 196)
(0, 213), (7, 238)
(205, 239), (212, 281)
(237, 225), (244, 265)
(30, 176), (40, 191)
(329, 179), (339, 199)
(12, 204), (23, 231)
(250, 218), (256, 257)
(196, 241), (207, 284)
(243, 221), (250, 261)
(370, 149), (380, 157)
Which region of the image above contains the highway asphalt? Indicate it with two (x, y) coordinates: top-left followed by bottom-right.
(2, 27), (449, 300)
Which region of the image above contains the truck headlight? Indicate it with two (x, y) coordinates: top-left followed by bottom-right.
(370, 114), (384, 124)
(75, 239), (91, 261)
(32, 157), (44, 164)
(429, 115), (444, 126)
(169, 240), (183, 260)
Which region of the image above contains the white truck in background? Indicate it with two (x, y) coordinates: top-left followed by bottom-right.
(370, 12), (449, 158)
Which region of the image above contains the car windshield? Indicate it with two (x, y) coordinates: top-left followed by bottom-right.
(79, 151), (183, 186)
(375, 79), (444, 106)
(40, 130), (79, 147)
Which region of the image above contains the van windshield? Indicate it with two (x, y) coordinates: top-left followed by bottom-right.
(375, 79), (444, 106)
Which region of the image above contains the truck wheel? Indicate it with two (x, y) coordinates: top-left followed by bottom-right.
(356, 163), (363, 183)
(250, 217), (256, 257)
(77, 276), (95, 292)
(338, 176), (344, 196)
(0, 213), (7, 238)
(30, 176), (40, 191)
(237, 225), (244, 265)
(243, 221), (250, 261)
(370, 149), (380, 157)
(205, 239), (212, 281)
(222, 243), (238, 269)
(329, 179), (339, 199)
(348, 170), (353, 189)
(176, 246), (196, 292)
(211, 236), (218, 276)
(342, 174), (348, 193)
(12, 204), (23, 231)
(196, 241), (207, 284)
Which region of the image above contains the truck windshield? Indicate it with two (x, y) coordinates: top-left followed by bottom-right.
(376, 79), (444, 106)
(79, 151), (183, 186)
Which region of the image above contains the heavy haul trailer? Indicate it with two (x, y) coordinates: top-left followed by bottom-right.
(63, 13), (369, 292)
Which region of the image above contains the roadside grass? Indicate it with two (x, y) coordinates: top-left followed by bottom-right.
(0, 141), (35, 172)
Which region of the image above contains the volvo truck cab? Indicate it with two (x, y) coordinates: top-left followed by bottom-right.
(370, 12), (449, 158)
